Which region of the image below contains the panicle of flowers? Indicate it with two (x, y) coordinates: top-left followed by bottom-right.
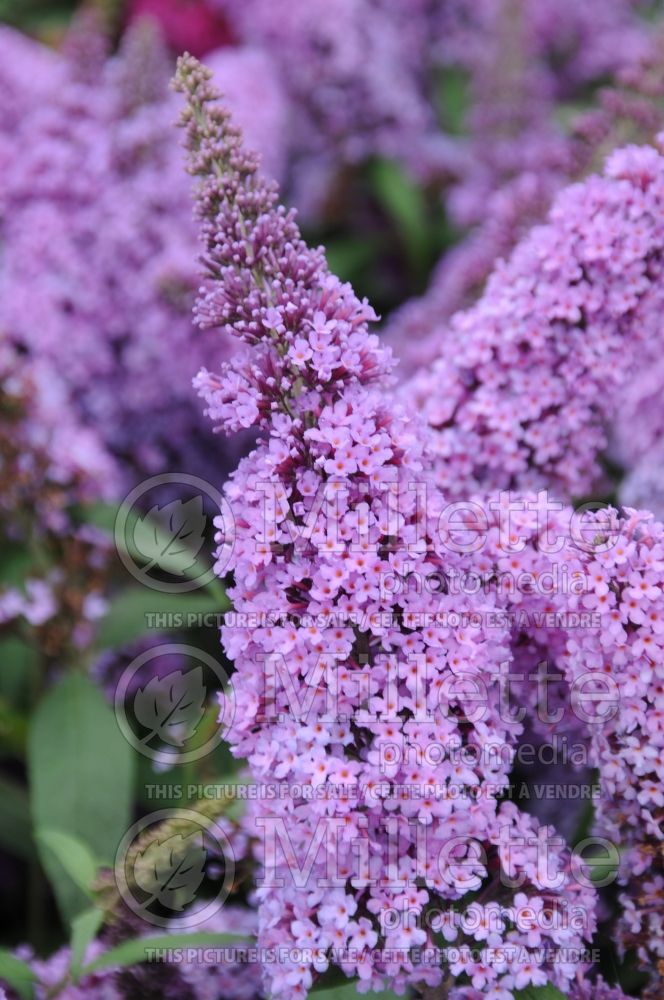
(401, 140), (664, 501)
(203, 46), (288, 186)
(440, 0), (653, 229)
(384, 170), (561, 377)
(0, 348), (112, 661)
(462, 502), (664, 994)
(386, 2), (664, 377)
(0, 19), (285, 488)
(213, 0), (453, 216)
(178, 55), (600, 999)
(439, 0), (651, 94)
(545, 507), (664, 993)
(619, 437), (664, 519)
(611, 357), (664, 515)
(0, 26), (63, 135)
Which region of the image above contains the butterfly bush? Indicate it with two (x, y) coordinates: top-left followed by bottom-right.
(619, 440), (664, 518)
(530, 506), (664, 992)
(612, 347), (664, 517)
(0, 20), (286, 488)
(441, 0), (653, 232)
(213, 0), (454, 216)
(173, 56), (621, 999)
(400, 141), (664, 503)
(0, 26), (63, 134)
(0, 348), (112, 659)
(576, 510), (664, 986)
(386, 3), (664, 376)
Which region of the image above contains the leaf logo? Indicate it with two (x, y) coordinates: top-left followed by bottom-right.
(134, 667), (207, 748)
(132, 497), (207, 576)
(133, 830), (206, 912)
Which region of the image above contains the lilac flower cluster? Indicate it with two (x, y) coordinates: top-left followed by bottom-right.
(177, 57), (611, 999)
(619, 440), (664, 518)
(213, 0), (453, 215)
(0, 348), (112, 658)
(386, 3), (664, 377)
(441, 0), (653, 229)
(613, 362), (664, 516)
(401, 141), (664, 502)
(561, 510), (664, 989)
(0, 20), (285, 488)
(211, 0), (657, 223)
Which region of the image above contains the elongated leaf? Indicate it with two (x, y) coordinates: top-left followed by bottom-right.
(133, 499), (206, 576)
(82, 502), (223, 593)
(36, 829), (97, 896)
(70, 908), (104, 981)
(83, 932), (248, 974)
(28, 674), (135, 921)
(95, 587), (227, 651)
(436, 65), (470, 135)
(0, 695), (28, 757)
(370, 159), (429, 275)
(0, 950), (35, 1000)
(134, 668), (206, 747)
(0, 636), (38, 711)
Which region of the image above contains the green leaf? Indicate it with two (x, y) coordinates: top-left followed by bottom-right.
(132, 499), (207, 577)
(370, 159), (429, 276)
(0, 636), (39, 712)
(36, 829), (97, 896)
(81, 502), (225, 597)
(0, 695), (29, 758)
(82, 932), (249, 974)
(28, 674), (135, 922)
(133, 668), (206, 747)
(0, 543), (33, 589)
(77, 501), (117, 535)
(70, 908), (104, 982)
(0, 775), (34, 860)
(0, 950), (36, 1000)
(95, 586), (228, 650)
(325, 237), (378, 284)
(515, 986), (567, 1000)
(436, 66), (470, 135)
